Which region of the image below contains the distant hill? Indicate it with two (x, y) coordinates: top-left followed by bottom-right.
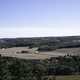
(0, 36), (80, 49)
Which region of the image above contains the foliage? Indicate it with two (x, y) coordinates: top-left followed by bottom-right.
(0, 55), (80, 80)
(0, 36), (80, 49)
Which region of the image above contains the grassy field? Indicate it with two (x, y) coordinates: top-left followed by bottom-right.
(56, 75), (80, 80)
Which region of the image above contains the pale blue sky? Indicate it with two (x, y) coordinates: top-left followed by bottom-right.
(0, 0), (80, 38)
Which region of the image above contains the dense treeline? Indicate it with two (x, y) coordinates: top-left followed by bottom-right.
(0, 36), (80, 49)
(0, 55), (80, 80)
(0, 56), (47, 80)
(49, 55), (80, 75)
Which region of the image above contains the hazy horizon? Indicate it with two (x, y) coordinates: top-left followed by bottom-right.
(0, 0), (80, 38)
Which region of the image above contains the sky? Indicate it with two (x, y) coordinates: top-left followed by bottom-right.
(0, 0), (80, 38)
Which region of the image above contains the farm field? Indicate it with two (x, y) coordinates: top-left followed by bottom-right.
(56, 47), (80, 55)
(0, 47), (80, 59)
(56, 75), (80, 80)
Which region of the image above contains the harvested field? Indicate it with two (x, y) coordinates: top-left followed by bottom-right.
(42, 75), (80, 80)
(56, 75), (80, 80)
(55, 47), (80, 56)
(0, 47), (80, 59)
(0, 47), (49, 59)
